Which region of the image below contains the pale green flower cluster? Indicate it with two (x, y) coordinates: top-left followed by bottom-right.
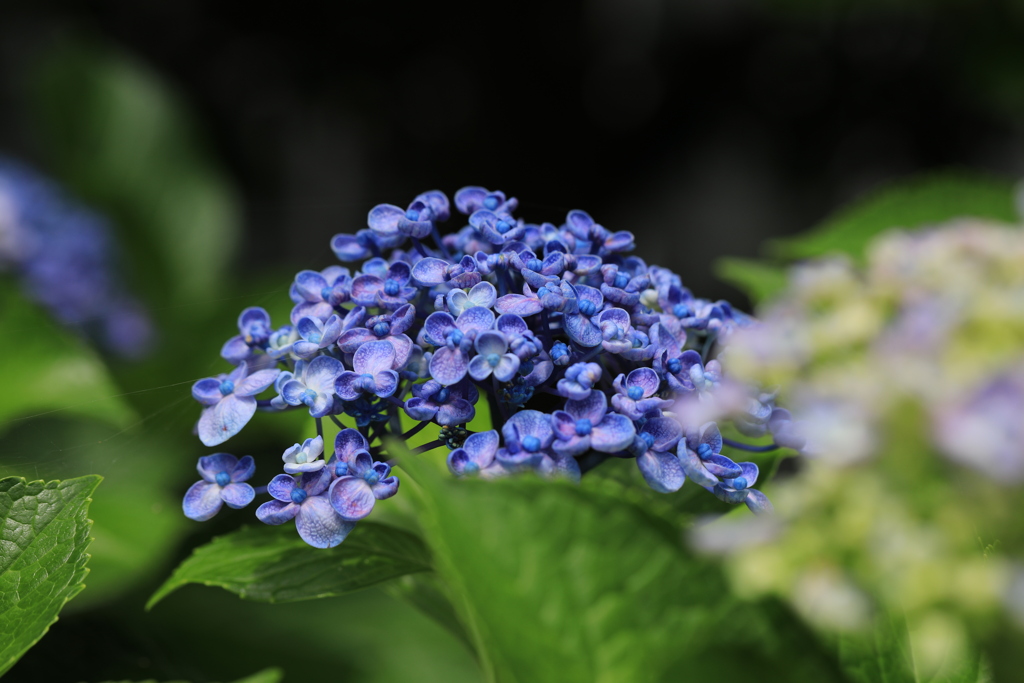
(700, 220), (1024, 676)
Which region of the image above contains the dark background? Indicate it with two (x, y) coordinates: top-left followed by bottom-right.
(3, 2), (1024, 681)
(3, 0), (1024, 309)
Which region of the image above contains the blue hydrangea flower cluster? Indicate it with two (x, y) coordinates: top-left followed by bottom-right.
(0, 159), (152, 357)
(185, 186), (799, 548)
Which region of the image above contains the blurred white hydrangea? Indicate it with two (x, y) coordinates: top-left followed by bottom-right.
(698, 219), (1024, 663)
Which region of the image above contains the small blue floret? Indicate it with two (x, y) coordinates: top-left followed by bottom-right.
(575, 419), (593, 436)
(522, 435), (541, 453)
(627, 386), (644, 400)
(215, 471), (231, 487)
(290, 488), (308, 504)
(219, 380), (235, 396)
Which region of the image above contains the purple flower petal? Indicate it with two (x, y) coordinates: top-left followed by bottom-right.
(183, 481), (224, 521)
(495, 313), (528, 337)
(351, 274), (384, 306)
(335, 372), (362, 401)
(564, 392), (608, 423)
(192, 378), (224, 406)
(503, 410), (554, 446)
(371, 477), (399, 500)
(335, 429), (370, 461)
(305, 356), (345, 393)
(197, 453), (240, 482)
(436, 398), (475, 426)
(296, 495), (356, 548)
(745, 490), (774, 515)
(493, 354), (520, 382)
(198, 394), (257, 446)
(220, 482), (255, 508)
(354, 340), (396, 375)
(539, 453), (582, 483)
(467, 354), (493, 381)
(390, 305), (416, 335)
(474, 331), (508, 356)
(494, 293), (543, 316)
(412, 257), (450, 286)
(703, 454), (743, 479)
(679, 449), (719, 488)
(456, 306), (496, 333)
(373, 369), (399, 397)
(267, 473), (298, 502)
(591, 413), (636, 453)
(256, 499), (299, 525)
(367, 203), (404, 236)
(564, 312), (603, 347)
(637, 451), (686, 493)
(337, 327), (377, 353)
(713, 483), (749, 505)
(231, 455), (256, 482)
(642, 417), (683, 452)
(424, 311), (456, 344)
(234, 368), (281, 396)
(430, 346), (468, 386)
(329, 476), (376, 520)
(294, 270), (328, 300)
(627, 367), (660, 397)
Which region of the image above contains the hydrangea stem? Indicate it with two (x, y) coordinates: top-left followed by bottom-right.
(722, 438), (779, 453)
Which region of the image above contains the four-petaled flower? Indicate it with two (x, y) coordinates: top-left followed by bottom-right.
(183, 454), (256, 521)
(611, 367), (671, 420)
(282, 435), (326, 474)
(551, 392), (636, 457)
(328, 452), (400, 521)
(448, 430), (505, 477)
(193, 362), (281, 446)
(257, 469), (356, 548)
(335, 340), (400, 400)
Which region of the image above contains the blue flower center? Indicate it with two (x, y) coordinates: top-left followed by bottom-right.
(436, 387), (451, 403)
(215, 471), (230, 487)
(321, 286), (334, 302)
(640, 432), (655, 450)
(575, 419), (592, 436)
(496, 220), (511, 234)
(302, 388), (318, 403)
(219, 380), (235, 396)
(335, 461), (349, 477)
(731, 477), (748, 490)
(463, 461), (480, 474)
(632, 337), (642, 348)
(364, 470), (380, 486)
(308, 332), (322, 343)
(521, 435), (541, 453)
(290, 488), (308, 504)
(373, 321), (391, 337)
(696, 443), (713, 459)
(487, 353), (500, 368)
(627, 385), (644, 400)
(673, 304), (690, 318)
(578, 300), (597, 317)
(450, 329), (464, 345)
(405, 208), (420, 221)
(614, 273), (629, 289)
(384, 280), (400, 296)
(667, 358), (682, 374)
(484, 196), (499, 210)
(527, 258), (543, 271)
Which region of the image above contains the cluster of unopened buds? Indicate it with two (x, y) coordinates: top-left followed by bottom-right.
(184, 187), (804, 548)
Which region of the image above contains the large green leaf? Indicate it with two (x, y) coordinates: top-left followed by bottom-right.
(398, 450), (841, 683)
(839, 612), (990, 683)
(31, 42), (240, 311)
(0, 474), (101, 676)
(96, 667), (283, 683)
(770, 171), (1017, 261)
(0, 285), (134, 432)
(148, 521), (432, 609)
(0, 418), (190, 611)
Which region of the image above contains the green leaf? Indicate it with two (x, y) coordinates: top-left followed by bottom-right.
(0, 418), (190, 611)
(0, 285), (134, 432)
(147, 521), (432, 609)
(95, 668), (283, 683)
(397, 451), (842, 683)
(0, 474), (101, 676)
(839, 612), (991, 683)
(771, 171), (1018, 261)
(382, 572), (476, 655)
(31, 41), (240, 312)
(715, 256), (789, 305)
